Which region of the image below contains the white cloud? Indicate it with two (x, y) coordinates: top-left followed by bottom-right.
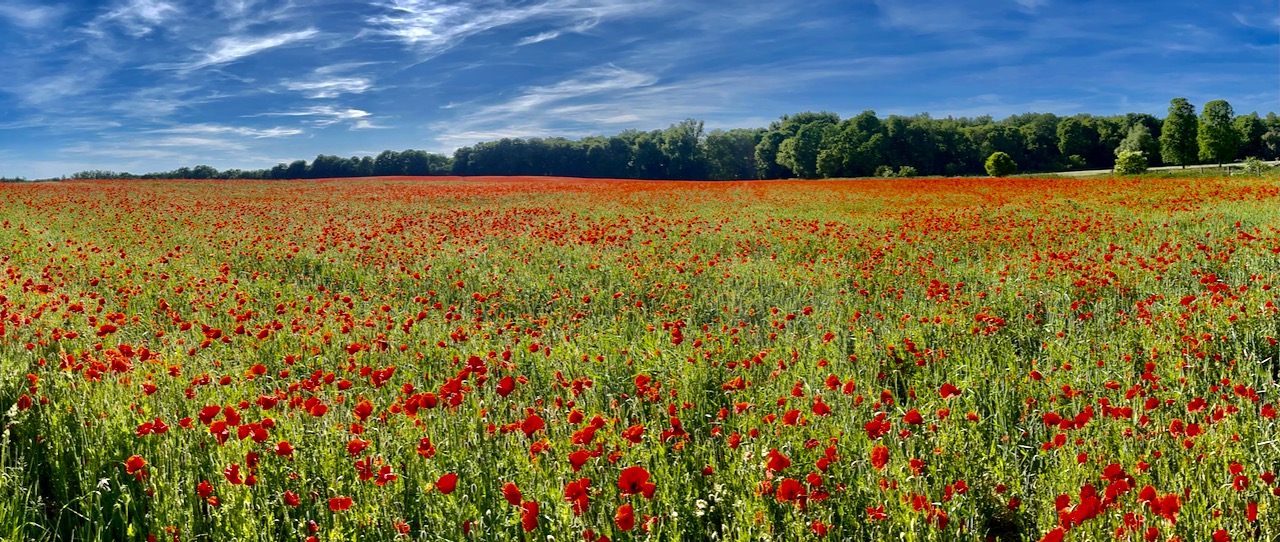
(0, 2), (67, 29)
(1015, 0), (1048, 11)
(1233, 11), (1280, 30)
(90, 0), (180, 37)
(368, 0), (657, 56)
(352, 120), (392, 130)
(148, 123), (304, 138)
(469, 65), (659, 118)
(284, 77), (374, 99)
(282, 65), (377, 99)
(250, 106), (375, 128)
(159, 29), (320, 71)
(12, 72), (104, 107)
(516, 30), (563, 46)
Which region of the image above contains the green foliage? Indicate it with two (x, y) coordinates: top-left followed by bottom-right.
(1056, 117), (1093, 159)
(1116, 123), (1157, 159)
(896, 165), (917, 178)
(1198, 100), (1240, 166)
(1241, 156), (1269, 176)
(703, 129), (760, 180)
(985, 152), (1017, 177)
(660, 119), (706, 179)
(46, 99), (1280, 181)
(1233, 113), (1266, 161)
(1113, 150), (1148, 175)
(874, 165), (895, 177)
(776, 123), (829, 179)
(1160, 98), (1199, 168)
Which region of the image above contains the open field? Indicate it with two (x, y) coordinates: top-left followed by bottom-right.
(2, 176), (1280, 541)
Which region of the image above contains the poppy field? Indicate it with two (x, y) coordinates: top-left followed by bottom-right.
(2, 175), (1280, 542)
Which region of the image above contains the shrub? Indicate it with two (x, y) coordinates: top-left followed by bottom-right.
(896, 165), (918, 178)
(874, 165), (896, 178)
(1242, 157), (1269, 176)
(985, 152), (1017, 177)
(1114, 151), (1148, 175)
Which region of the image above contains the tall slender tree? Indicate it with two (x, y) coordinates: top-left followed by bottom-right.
(1160, 98), (1199, 168)
(1198, 100), (1239, 166)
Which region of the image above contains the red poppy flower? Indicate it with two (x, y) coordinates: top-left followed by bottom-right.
(273, 440), (294, 457)
(775, 478), (807, 503)
(520, 501), (539, 532)
(437, 473), (458, 494)
(903, 409), (924, 425)
(283, 490), (301, 507)
(329, 496), (353, 512)
(615, 503), (635, 531)
(866, 505), (887, 521)
(621, 424), (644, 444)
(125, 455), (146, 474)
(765, 449), (790, 472)
(568, 449), (592, 472)
(416, 436), (436, 459)
(939, 383), (962, 399)
(496, 376), (515, 398)
(563, 477), (591, 515)
(352, 400), (373, 422)
(223, 464), (244, 485)
(618, 466), (655, 498)
(871, 445), (889, 470)
(347, 438), (369, 457)
(502, 482), (522, 506)
(521, 413), (545, 438)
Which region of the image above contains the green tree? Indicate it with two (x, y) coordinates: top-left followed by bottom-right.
(190, 165), (220, 179)
(985, 152), (1017, 176)
(374, 150), (404, 176)
(1233, 113), (1266, 160)
(283, 160), (308, 179)
(703, 129), (759, 180)
(1116, 124), (1157, 158)
(754, 131), (789, 179)
(776, 123), (827, 179)
(756, 111), (839, 178)
(1017, 113), (1061, 172)
(1114, 151), (1148, 175)
(1198, 100), (1239, 166)
(1160, 98), (1198, 168)
(815, 111), (887, 178)
(660, 119), (706, 179)
(1056, 117), (1093, 162)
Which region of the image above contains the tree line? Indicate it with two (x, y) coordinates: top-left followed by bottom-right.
(45, 97), (1280, 182)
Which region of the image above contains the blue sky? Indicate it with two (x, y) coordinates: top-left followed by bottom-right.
(0, 0), (1276, 178)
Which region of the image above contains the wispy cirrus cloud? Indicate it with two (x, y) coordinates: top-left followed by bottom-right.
(0, 1), (68, 29)
(428, 61), (864, 149)
(1014, 0), (1048, 12)
(148, 123), (304, 138)
(156, 29), (320, 71)
(250, 105), (380, 129)
(89, 0), (181, 37)
(368, 0), (660, 56)
(284, 77), (374, 99)
(283, 64), (376, 99)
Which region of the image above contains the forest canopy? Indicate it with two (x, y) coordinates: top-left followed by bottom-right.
(44, 98), (1280, 182)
